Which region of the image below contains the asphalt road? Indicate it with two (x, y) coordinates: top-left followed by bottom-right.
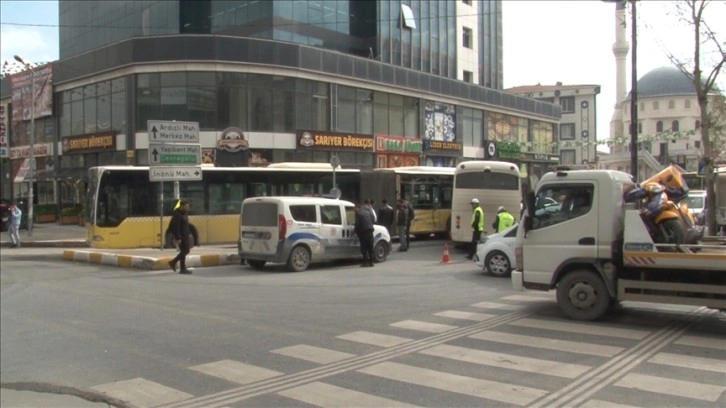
(2, 239), (725, 408)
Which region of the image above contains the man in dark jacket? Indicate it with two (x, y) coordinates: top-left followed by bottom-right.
(168, 199), (193, 274)
(354, 202), (375, 267)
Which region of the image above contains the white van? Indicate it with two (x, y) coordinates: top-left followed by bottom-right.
(684, 190), (706, 225)
(239, 197), (391, 272)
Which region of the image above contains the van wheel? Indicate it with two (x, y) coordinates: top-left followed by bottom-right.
(374, 241), (388, 263)
(247, 260), (266, 270)
(287, 246), (310, 272)
(556, 270), (610, 321)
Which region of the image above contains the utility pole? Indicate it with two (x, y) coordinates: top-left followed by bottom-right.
(14, 55), (35, 235)
(629, 0), (638, 180)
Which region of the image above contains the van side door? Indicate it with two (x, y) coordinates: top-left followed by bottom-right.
(344, 204), (359, 256)
(320, 204), (346, 259)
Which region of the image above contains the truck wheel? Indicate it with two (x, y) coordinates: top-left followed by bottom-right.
(556, 270), (610, 321)
(287, 246), (310, 272)
(247, 260), (266, 270)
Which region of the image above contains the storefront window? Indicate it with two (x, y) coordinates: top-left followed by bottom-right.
(529, 120), (555, 154)
(84, 96), (97, 134)
(71, 100), (83, 135)
(111, 91), (126, 133)
(374, 92), (389, 135)
(403, 96), (419, 138)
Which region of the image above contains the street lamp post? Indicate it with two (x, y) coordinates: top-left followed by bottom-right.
(14, 55), (35, 236)
(629, 0), (638, 180)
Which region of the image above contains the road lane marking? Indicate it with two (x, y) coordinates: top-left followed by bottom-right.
(189, 359), (283, 385)
(470, 331), (624, 357)
(389, 320), (458, 333)
(433, 310), (496, 321)
(278, 381), (420, 407)
(501, 294), (554, 302)
(580, 399), (642, 408)
(648, 352), (726, 373)
(675, 335), (726, 351)
(336, 331), (412, 347)
(419, 344), (591, 378)
(92, 377), (192, 407)
(357, 361), (548, 406)
(614, 373), (726, 402)
(271, 344), (356, 364)
(470, 301), (523, 310)
(509, 318), (649, 340)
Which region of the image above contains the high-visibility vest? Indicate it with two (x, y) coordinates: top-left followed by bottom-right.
(471, 206), (484, 232)
(497, 211), (515, 232)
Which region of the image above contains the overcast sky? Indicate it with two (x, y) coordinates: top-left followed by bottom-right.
(2, 0), (724, 150)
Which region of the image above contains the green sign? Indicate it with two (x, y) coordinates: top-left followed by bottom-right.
(497, 141), (521, 160)
(148, 143), (202, 166)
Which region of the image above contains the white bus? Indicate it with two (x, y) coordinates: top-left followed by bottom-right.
(450, 160), (522, 244)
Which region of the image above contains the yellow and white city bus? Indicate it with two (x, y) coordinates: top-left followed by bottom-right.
(85, 164), (361, 248)
(361, 166), (455, 239)
(450, 160), (522, 244)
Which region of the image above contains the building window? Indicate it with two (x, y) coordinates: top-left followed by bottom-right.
(560, 150), (576, 165)
(560, 123), (576, 140)
(462, 0), (472, 4)
(672, 120), (679, 132)
(668, 100), (675, 109)
(560, 97), (575, 113)
(462, 27), (473, 49)
(695, 140), (701, 149)
(638, 122), (642, 134)
(685, 99), (691, 109)
(656, 121), (663, 132)
(653, 101), (659, 110)
(401, 4), (416, 29)
(463, 70), (473, 83)
(695, 120), (700, 130)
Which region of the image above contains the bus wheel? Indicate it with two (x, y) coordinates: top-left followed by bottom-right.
(556, 270), (610, 321)
(287, 246), (310, 272)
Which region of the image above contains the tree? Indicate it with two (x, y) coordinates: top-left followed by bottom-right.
(665, 0), (726, 234)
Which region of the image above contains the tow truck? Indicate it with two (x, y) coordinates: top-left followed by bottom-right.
(512, 169), (726, 321)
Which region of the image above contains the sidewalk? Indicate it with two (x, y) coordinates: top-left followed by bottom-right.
(0, 223), (87, 248)
(0, 389), (112, 408)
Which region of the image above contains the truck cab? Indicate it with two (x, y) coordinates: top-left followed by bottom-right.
(513, 169), (726, 321)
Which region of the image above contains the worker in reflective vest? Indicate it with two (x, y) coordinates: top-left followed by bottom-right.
(493, 206), (515, 233)
(466, 198), (485, 260)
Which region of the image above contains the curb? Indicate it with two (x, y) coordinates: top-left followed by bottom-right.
(1, 240), (89, 248)
(62, 250), (241, 270)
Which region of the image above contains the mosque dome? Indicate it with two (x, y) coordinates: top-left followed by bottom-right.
(625, 66), (696, 100)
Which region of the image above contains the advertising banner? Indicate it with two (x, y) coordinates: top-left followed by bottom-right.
(0, 104), (7, 157)
(62, 132), (117, 154)
(9, 63), (53, 121)
(297, 130), (373, 152)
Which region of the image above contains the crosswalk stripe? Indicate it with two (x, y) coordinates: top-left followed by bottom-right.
(501, 294), (554, 302)
(189, 359), (283, 385)
(509, 318), (649, 340)
(470, 301), (523, 310)
(580, 399), (642, 408)
(270, 345), (356, 365)
(675, 335), (726, 351)
(470, 331), (624, 357)
(389, 320), (458, 333)
(614, 373), (726, 402)
(357, 361), (548, 406)
(433, 310), (496, 321)
(336, 331), (412, 347)
(648, 352), (726, 373)
(419, 344), (591, 378)
(91, 377), (193, 407)
(278, 381), (420, 407)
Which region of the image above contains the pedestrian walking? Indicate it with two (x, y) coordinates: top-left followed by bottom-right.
(168, 199), (193, 274)
(7, 202), (22, 248)
(492, 206), (515, 232)
(466, 198), (484, 260)
(396, 199), (409, 252)
(354, 202), (375, 267)
(377, 199), (395, 235)
(406, 199), (415, 241)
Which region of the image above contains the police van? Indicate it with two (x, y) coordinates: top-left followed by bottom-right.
(239, 197), (391, 272)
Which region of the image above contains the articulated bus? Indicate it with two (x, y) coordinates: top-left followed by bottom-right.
(450, 161), (522, 244)
(86, 164), (360, 248)
(361, 166), (455, 239)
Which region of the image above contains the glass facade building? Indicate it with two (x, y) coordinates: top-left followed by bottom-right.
(1, 0), (557, 207)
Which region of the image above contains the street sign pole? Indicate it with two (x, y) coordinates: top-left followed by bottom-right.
(159, 181), (164, 251)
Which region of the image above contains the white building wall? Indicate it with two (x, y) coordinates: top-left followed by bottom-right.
(456, 0), (479, 84)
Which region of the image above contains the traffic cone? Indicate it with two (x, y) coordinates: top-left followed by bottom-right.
(441, 243), (452, 264)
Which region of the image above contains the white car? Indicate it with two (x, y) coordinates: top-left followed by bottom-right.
(474, 223), (518, 277)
